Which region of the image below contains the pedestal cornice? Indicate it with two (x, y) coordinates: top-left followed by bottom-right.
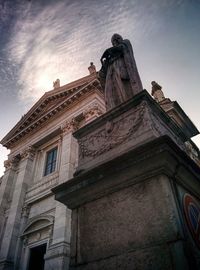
(52, 135), (200, 210)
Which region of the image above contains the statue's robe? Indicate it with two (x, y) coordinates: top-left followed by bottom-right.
(101, 39), (143, 110)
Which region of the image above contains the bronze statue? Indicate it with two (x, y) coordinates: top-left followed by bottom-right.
(99, 34), (143, 110)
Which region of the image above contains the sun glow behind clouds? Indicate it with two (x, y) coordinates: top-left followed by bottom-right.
(7, 0), (166, 108)
(7, 1), (86, 106)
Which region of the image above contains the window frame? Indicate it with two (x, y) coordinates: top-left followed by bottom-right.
(44, 147), (58, 176)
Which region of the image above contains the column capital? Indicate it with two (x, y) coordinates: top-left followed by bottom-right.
(4, 159), (12, 171)
(20, 146), (36, 161)
(61, 119), (79, 135)
(84, 103), (104, 122)
(4, 156), (20, 171)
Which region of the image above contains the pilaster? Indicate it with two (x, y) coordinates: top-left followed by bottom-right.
(0, 157), (19, 251)
(45, 123), (78, 270)
(0, 146), (35, 270)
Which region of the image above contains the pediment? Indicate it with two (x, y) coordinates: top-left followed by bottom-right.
(23, 219), (51, 235)
(1, 73), (103, 148)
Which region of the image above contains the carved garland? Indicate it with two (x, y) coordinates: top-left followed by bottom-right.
(79, 101), (147, 158)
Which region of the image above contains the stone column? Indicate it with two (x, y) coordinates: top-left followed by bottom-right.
(0, 147), (35, 270)
(0, 158), (19, 249)
(44, 121), (78, 270)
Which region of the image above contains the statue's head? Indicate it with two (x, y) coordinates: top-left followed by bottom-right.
(111, 33), (123, 47)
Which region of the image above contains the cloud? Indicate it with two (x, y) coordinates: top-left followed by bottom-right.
(6, 0), (186, 108)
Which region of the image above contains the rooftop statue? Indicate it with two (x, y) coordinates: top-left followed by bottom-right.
(99, 33), (143, 110)
(88, 62), (96, 74)
(53, 79), (60, 89)
(151, 81), (165, 102)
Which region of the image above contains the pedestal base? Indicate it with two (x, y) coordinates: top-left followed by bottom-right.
(52, 92), (200, 269)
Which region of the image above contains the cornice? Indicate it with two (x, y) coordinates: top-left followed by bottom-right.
(1, 76), (103, 149)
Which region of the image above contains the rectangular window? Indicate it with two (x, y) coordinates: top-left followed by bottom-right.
(44, 147), (57, 176)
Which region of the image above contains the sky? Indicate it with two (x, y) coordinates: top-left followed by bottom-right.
(0, 0), (200, 176)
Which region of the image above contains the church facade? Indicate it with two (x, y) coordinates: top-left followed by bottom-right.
(0, 66), (105, 270)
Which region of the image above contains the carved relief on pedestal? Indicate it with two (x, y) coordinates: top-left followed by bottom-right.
(79, 101), (147, 159)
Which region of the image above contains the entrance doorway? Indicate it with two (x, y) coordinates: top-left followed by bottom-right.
(27, 243), (47, 270)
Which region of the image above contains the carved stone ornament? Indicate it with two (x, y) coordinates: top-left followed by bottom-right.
(79, 101), (147, 158)
(4, 159), (12, 170)
(84, 104), (104, 121)
(23, 236), (28, 247)
(4, 156), (20, 170)
(21, 204), (31, 218)
(20, 146), (36, 161)
(62, 119), (80, 135)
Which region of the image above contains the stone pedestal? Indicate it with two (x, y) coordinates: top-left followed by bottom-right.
(52, 91), (200, 269)
(74, 90), (186, 173)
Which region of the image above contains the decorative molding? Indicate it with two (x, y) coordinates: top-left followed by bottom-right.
(4, 160), (12, 170)
(26, 173), (58, 200)
(4, 156), (20, 171)
(79, 101), (146, 158)
(20, 146), (36, 161)
(84, 103), (104, 122)
(148, 107), (186, 151)
(61, 102), (105, 136)
(22, 215), (54, 245)
(21, 204), (31, 218)
(62, 119), (80, 135)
